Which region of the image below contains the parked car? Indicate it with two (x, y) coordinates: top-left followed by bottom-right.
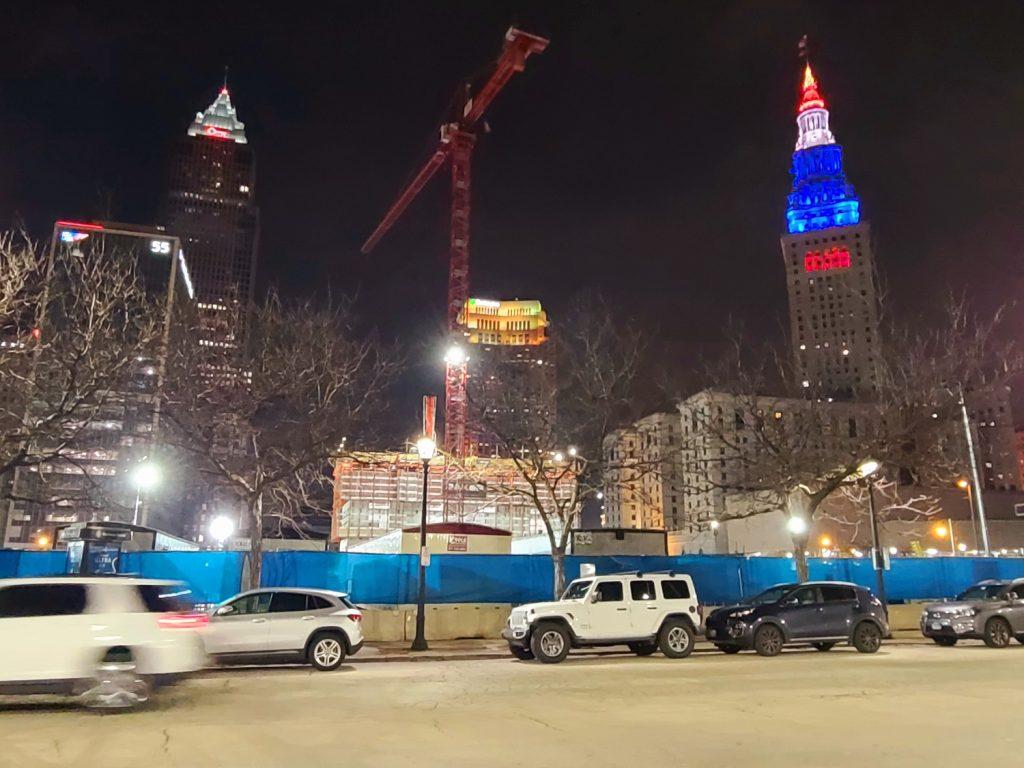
(920, 578), (1024, 648)
(204, 588), (363, 670)
(501, 571), (700, 663)
(0, 576), (207, 708)
(705, 581), (887, 656)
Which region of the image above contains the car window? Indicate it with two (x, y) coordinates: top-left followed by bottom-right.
(562, 580), (592, 600)
(1010, 583), (1024, 599)
(270, 592), (309, 613)
(661, 580), (691, 600)
(307, 595), (332, 610)
(820, 585), (856, 602)
(595, 581), (623, 602)
(227, 593), (271, 616)
(630, 580), (656, 601)
(137, 584), (195, 613)
(787, 586), (820, 605)
(0, 584), (87, 618)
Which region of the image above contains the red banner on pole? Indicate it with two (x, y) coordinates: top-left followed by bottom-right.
(423, 395), (436, 442)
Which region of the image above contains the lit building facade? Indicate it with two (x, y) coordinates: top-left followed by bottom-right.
(3, 222), (194, 545)
(602, 412), (683, 531)
(163, 85), (259, 345)
(781, 64), (881, 399)
(459, 298), (555, 457)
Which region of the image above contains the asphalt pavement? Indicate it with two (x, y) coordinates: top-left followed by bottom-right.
(1, 640), (1021, 768)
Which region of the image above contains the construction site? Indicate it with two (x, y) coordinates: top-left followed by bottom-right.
(333, 28), (560, 549)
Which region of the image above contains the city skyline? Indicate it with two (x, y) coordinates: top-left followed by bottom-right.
(0, 3), (1022, 420)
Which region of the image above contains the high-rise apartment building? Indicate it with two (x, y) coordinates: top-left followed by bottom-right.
(163, 85), (258, 341)
(459, 298), (555, 457)
(781, 63), (881, 399)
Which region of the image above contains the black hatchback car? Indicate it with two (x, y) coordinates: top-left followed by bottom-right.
(705, 581), (888, 656)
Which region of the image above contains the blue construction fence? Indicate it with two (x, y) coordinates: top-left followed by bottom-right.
(3, 549), (1024, 607)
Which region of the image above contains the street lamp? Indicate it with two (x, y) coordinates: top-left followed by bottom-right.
(952, 384), (990, 554)
(444, 345), (467, 366)
(411, 436), (436, 652)
(131, 460), (161, 526)
(786, 516), (807, 536)
(209, 515), (235, 549)
(855, 458), (888, 610)
(956, 478), (979, 550)
(932, 519), (957, 556)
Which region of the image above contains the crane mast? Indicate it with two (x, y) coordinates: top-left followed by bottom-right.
(361, 27), (548, 457)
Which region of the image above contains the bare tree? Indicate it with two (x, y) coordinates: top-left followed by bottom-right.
(162, 293), (398, 587)
(680, 300), (1021, 580)
(0, 234), (161, 534)
(462, 292), (649, 597)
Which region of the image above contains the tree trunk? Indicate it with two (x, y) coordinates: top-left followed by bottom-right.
(551, 548), (566, 599)
(793, 542), (809, 582)
(246, 494), (264, 590)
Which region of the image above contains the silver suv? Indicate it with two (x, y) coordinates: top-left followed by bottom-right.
(921, 579), (1024, 648)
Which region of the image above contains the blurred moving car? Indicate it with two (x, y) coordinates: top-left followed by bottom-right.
(502, 571), (701, 663)
(204, 588), (363, 670)
(705, 581), (888, 656)
(0, 577), (207, 709)
(921, 578), (1024, 648)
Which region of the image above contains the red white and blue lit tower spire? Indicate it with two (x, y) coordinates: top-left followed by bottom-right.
(780, 52), (880, 400)
(785, 62), (861, 234)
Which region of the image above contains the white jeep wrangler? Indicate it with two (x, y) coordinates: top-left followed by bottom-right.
(501, 571), (700, 663)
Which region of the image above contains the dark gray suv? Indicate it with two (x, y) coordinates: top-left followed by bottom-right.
(921, 579), (1024, 648)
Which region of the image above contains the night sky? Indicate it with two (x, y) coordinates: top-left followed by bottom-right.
(2, 2), (1023, 427)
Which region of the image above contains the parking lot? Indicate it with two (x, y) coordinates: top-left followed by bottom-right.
(1, 641), (1021, 767)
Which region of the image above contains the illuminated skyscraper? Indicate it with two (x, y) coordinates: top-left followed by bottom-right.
(163, 85), (259, 339)
(780, 63), (880, 399)
(459, 298), (555, 457)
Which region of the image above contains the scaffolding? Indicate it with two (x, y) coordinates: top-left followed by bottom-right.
(331, 451), (572, 548)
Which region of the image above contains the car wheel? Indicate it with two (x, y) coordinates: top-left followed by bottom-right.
(812, 642), (835, 652)
(628, 642), (658, 657)
(509, 645), (535, 661)
(753, 624), (784, 657)
(852, 621), (882, 653)
(983, 617), (1012, 649)
(309, 633), (346, 671)
(530, 622), (570, 664)
(80, 650), (151, 710)
(658, 619), (694, 659)
(716, 644), (742, 654)
(931, 636), (958, 647)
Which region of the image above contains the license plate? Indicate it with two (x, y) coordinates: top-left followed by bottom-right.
(931, 622), (942, 631)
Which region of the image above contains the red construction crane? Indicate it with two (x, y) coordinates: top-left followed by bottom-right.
(362, 27), (548, 457)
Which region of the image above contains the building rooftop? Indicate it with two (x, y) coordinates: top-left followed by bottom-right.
(188, 87), (248, 144)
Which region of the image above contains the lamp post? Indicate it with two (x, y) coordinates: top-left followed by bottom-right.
(955, 384), (990, 554)
(856, 459), (887, 610)
(956, 478), (979, 551)
(131, 460), (161, 526)
(411, 436), (436, 652)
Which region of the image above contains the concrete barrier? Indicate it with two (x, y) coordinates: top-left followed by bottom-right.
(360, 604), (511, 642)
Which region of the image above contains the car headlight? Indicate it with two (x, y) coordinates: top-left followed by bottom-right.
(950, 607), (976, 618)
(731, 608), (755, 619)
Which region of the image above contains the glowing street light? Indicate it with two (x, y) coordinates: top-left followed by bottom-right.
(553, 451), (565, 462)
(444, 345), (467, 366)
(710, 519), (721, 531)
(855, 459), (880, 478)
(819, 534), (832, 548)
(131, 459), (161, 526)
(787, 516), (808, 536)
(933, 523), (949, 539)
(415, 437), (437, 461)
(956, 478), (969, 490)
(208, 515), (235, 547)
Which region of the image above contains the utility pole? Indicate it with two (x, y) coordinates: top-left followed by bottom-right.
(865, 478), (887, 611)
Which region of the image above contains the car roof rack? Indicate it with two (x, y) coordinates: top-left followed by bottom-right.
(611, 570), (680, 578)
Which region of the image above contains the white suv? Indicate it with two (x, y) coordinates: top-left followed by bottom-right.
(0, 577), (207, 708)
(502, 571), (701, 663)
(204, 588), (364, 671)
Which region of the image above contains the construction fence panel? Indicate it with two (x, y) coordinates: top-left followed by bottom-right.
(119, 551), (245, 606)
(0, 550), (69, 578)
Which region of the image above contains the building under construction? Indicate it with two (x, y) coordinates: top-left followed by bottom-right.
(330, 451), (573, 548)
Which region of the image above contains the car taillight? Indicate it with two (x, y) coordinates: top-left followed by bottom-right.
(158, 612), (210, 630)
(348, 612), (362, 623)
